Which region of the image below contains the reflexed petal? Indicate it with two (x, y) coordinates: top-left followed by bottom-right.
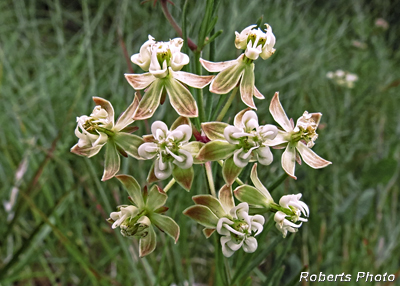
(133, 79), (165, 120)
(242, 110), (259, 130)
(242, 236), (258, 253)
(115, 174), (144, 208)
(172, 165), (194, 191)
(172, 70), (213, 88)
(234, 185), (270, 208)
(250, 164), (273, 202)
(172, 149), (193, 169)
(93, 131), (108, 147)
(139, 225), (156, 257)
(197, 140), (237, 161)
(223, 156), (243, 186)
(226, 238), (244, 251)
(235, 24), (257, 49)
(251, 215), (265, 235)
(216, 218), (234, 236)
(165, 76), (198, 118)
(114, 93), (140, 131)
(209, 55), (246, 94)
(296, 142), (332, 169)
(201, 122), (228, 141)
(224, 126), (243, 144)
(183, 205), (219, 228)
(147, 185), (167, 210)
(154, 157), (173, 180)
(169, 124), (192, 143)
(151, 121), (168, 140)
(255, 146), (273, 165)
(263, 130), (289, 146)
(234, 108), (252, 129)
(269, 92), (293, 132)
(240, 64), (256, 109)
(233, 148), (254, 168)
(170, 52), (189, 71)
(151, 213), (180, 243)
(124, 73), (157, 90)
(192, 195), (226, 218)
(199, 57), (239, 72)
(281, 144), (297, 179)
(92, 97), (115, 127)
(114, 132), (144, 160)
(254, 86), (264, 99)
(218, 184), (235, 214)
(102, 141), (120, 181)
(138, 142), (158, 160)
(70, 143), (104, 158)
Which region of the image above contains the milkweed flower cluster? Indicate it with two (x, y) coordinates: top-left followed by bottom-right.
(326, 70), (358, 88)
(71, 22), (331, 258)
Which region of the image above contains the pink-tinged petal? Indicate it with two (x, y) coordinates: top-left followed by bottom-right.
(139, 225), (156, 257)
(240, 64), (256, 109)
(250, 164), (273, 203)
(223, 156), (243, 186)
(218, 184), (234, 214)
(253, 86), (264, 99)
(281, 144), (297, 180)
(199, 57), (239, 72)
(70, 143), (103, 158)
(234, 185), (270, 208)
(146, 185), (167, 210)
(115, 174), (144, 208)
(172, 70), (213, 89)
(269, 92), (293, 132)
(202, 228), (216, 238)
(133, 79), (164, 120)
(151, 213), (180, 243)
(101, 142), (120, 181)
(114, 132), (144, 160)
(92, 97), (115, 127)
(114, 93), (139, 131)
(124, 73), (156, 90)
(171, 116), (191, 130)
(201, 122), (228, 141)
(183, 205), (219, 228)
(296, 142), (332, 169)
(192, 195), (226, 218)
(209, 56), (246, 94)
(172, 165), (194, 191)
(165, 77), (198, 118)
(233, 108), (252, 129)
(197, 140), (237, 162)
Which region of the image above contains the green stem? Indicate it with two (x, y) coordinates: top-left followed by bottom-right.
(163, 178), (176, 193)
(205, 162), (216, 197)
(267, 173), (289, 192)
(217, 160), (244, 185)
(216, 88), (238, 121)
(194, 52), (206, 124)
(224, 256), (232, 284)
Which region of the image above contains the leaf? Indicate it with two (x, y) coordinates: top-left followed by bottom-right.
(182, 205), (219, 228)
(114, 132), (144, 160)
(172, 166), (194, 191)
(151, 213), (180, 243)
(192, 195), (226, 218)
(222, 156), (243, 186)
(201, 122), (228, 141)
(197, 140), (237, 161)
(115, 175), (144, 208)
(101, 141), (120, 181)
(139, 225), (157, 257)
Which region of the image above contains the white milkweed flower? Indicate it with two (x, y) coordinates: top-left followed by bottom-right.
(326, 70), (358, 88)
(224, 110), (278, 168)
(126, 36), (213, 120)
(266, 92), (331, 179)
(138, 121), (193, 181)
(274, 194), (309, 238)
(109, 205), (140, 236)
(217, 202), (265, 257)
(200, 23), (276, 109)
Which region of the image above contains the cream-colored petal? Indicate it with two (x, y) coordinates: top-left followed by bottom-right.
(200, 57), (239, 72)
(269, 92), (293, 132)
(172, 70), (213, 89)
(124, 73), (156, 90)
(281, 144), (297, 179)
(296, 142), (332, 169)
(240, 64), (256, 109)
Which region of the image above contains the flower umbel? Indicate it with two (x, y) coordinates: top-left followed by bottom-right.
(125, 36), (213, 119)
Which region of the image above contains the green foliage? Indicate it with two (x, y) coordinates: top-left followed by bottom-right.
(0, 0), (399, 285)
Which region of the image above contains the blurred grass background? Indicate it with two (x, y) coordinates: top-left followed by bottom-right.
(1, 0), (399, 285)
